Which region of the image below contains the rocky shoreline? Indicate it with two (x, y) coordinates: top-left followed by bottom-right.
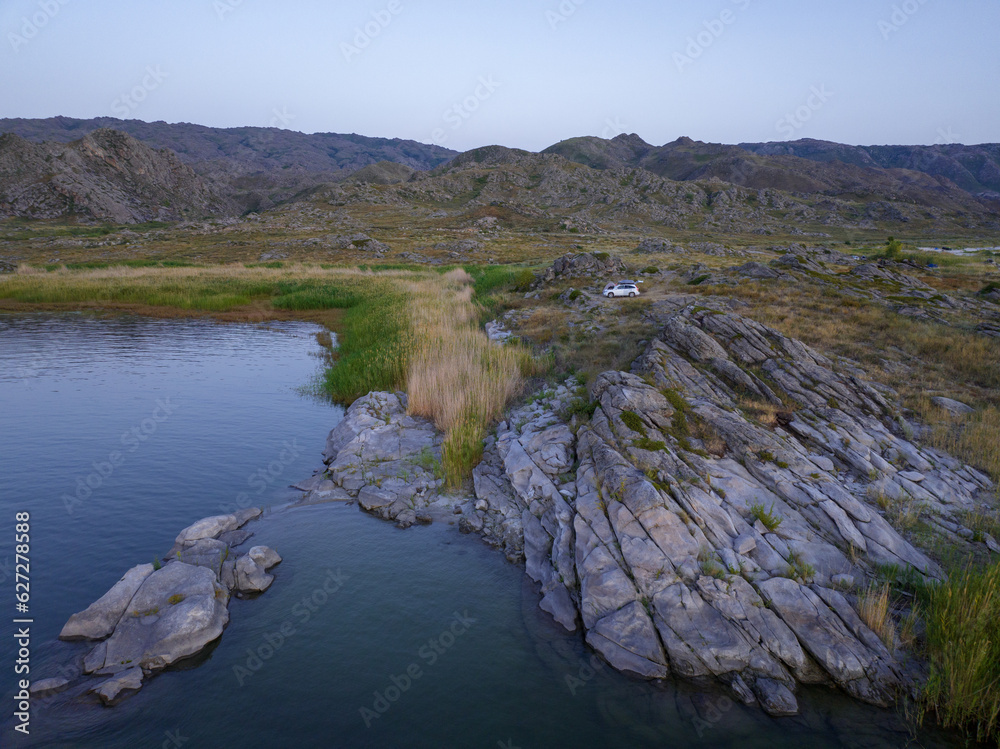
(306, 304), (995, 717)
(31, 300), (996, 716)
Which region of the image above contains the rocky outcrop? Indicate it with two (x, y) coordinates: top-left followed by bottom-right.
(0, 130), (237, 223)
(55, 509), (279, 705)
(470, 307), (995, 715)
(533, 252), (627, 288)
(850, 262), (932, 290)
(319, 391), (445, 527)
(635, 237), (679, 254)
(327, 233), (390, 254)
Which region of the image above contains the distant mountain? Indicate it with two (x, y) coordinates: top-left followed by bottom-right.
(0, 129), (237, 223)
(304, 143), (999, 236)
(544, 134), (1000, 212)
(738, 138), (1000, 198)
(1, 117), (996, 232)
(0, 116), (458, 209)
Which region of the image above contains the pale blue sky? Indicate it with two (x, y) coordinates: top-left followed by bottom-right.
(2, 0), (998, 151)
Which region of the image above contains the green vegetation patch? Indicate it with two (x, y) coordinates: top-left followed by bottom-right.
(918, 560), (1000, 744)
(620, 410), (647, 436)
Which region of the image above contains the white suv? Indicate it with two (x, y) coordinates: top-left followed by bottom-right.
(604, 282), (640, 298)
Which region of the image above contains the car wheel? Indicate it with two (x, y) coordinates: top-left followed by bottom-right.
(629, 292), (636, 297)
(606, 292), (614, 298)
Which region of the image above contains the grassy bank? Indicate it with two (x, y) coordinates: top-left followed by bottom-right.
(0, 263), (534, 485)
(0, 265), (414, 404)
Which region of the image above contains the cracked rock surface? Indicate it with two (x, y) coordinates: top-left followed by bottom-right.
(318, 391), (446, 527)
(470, 306), (995, 715)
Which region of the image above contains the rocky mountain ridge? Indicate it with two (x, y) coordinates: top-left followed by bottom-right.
(545, 134), (1000, 209)
(0, 130), (237, 223)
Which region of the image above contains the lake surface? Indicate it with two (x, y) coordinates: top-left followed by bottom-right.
(0, 313), (977, 748)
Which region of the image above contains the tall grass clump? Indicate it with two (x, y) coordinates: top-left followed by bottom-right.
(407, 269), (536, 488)
(918, 560), (1000, 744)
(857, 582), (897, 649)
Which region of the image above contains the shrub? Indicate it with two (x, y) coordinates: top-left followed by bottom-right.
(512, 268), (536, 292)
(750, 502), (782, 531)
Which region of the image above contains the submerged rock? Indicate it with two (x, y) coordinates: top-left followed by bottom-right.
(91, 667), (144, 706)
(30, 677), (71, 697)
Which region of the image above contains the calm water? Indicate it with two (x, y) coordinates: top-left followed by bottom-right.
(0, 313), (975, 748)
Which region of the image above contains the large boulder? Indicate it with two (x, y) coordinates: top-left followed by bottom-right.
(83, 562), (229, 676)
(534, 252), (627, 287)
(55, 507), (277, 704)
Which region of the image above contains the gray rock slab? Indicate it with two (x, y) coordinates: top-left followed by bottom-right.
(91, 667), (143, 705)
(930, 396), (974, 416)
(85, 563), (229, 675)
(60, 564), (155, 641)
(30, 677), (71, 697)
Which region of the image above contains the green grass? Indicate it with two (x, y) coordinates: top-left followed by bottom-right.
(441, 417), (485, 491)
(620, 410), (647, 435)
(0, 268), (412, 404)
(320, 282), (412, 404)
(464, 264), (534, 321)
(918, 560), (1000, 744)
